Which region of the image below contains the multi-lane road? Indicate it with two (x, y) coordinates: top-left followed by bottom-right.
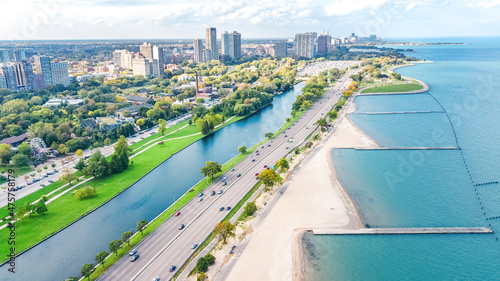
(98, 70), (359, 281)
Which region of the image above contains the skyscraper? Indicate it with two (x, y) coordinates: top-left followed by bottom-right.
(317, 35), (329, 55)
(140, 42), (153, 60)
(0, 65), (17, 91)
(132, 57), (152, 76)
(121, 50), (133, 69)
(221, 31), (242, 59)
(206, 27), (218, 61)
(14, 61), (35, 90)
(273, 41), (288, 57)
(34, 55), (53, 86)
(193, 38), (204, 63)
(51, 62), (70, 86)
(0, 49), (9, 63)
(152, 45), (165, 75)
(112, 50), (122, 67)
(295, 32), (317, 58)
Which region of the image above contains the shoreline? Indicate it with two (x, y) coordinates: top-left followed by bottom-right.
(223, 92), (379, 281)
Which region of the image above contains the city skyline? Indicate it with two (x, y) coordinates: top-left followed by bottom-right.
(2, 0), (500, 40)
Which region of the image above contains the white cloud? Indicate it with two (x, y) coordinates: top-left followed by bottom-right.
(324, 0), (390, 16)
(472, 0), (500, 8)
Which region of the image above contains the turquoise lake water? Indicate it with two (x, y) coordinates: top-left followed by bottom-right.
(304, 37), (500, 281)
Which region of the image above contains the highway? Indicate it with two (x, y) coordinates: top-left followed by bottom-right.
(98, 69), (359, 281)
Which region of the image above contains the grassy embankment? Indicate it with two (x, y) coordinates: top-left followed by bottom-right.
(361, 83), (423, 93)
(0, 116), (245, 263)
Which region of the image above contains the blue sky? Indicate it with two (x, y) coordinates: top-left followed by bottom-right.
(1, 0), (500, 40)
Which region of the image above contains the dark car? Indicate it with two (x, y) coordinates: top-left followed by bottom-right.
(255, 173), (259, 176)
(129, 248), (137, 256)
(226, 206), (231, 210)
(48, 180), (54, 183)
(169, 265), (176, 272)
(131, 254), (139, 262)
(40, 184), (46, 187)
(231, 168), (235, 172)
(268, 144), (271, 147)
(218, 190), (223, 194)
(198, 192), (203, 197)
(261, 146), (264, 149)
(219, 207), (224, 211)
(284, 135), (287, 137)
(252, 159), (255, 162)
(211, 191), (216, 196)
(264, 165), (268, 168)
(179, 224), (185, 230)
(286, 147), (289, 149)
(222, 181), (227, 186)
(237, 174), (241, 177)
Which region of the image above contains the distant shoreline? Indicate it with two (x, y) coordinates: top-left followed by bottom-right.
(383, 42), (467, 46)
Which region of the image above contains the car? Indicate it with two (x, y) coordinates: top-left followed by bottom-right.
(237, 174), (241, 177)
(306, 127), (309, 129)
(222, 177), (227, 181)
(218, 190), (223, 194)
(43, 174), (48, 178)
(321, 113), (324, 115)
(198, 192), (203, 197)
(256, 177), (259, 180)
(222, 181), (227, 186)
(169, 265), (176, 272)
(231, 168), (235, 172)
(198, 197), (203, 202)
(131, 254), (139, 262)
(284, 135), (287, 137)
(292, 136), (294, 139)
(48, 180), (54, 183)
(226, 206), (231, 210)
(40, 184), (46, 187)
(264, 165), (268, 168)
(139, 132), (144, 135)
(27, 182), (32, 185)
(286, 147), (289, 149)
(267, 167), (270, 170)
(211, 191), (216, 196)
(261, 146), (264, 149)
(256, 153), (260, 156)
(129, 249), (137, 256)
(140, 137), (144, 139)
(292, 124), (295, 126)
(268, 144), (271, 147)
(174, 211), (181, 217)
(251, 159), (255, 162)
(219, 207), (225, 211)
(152, 277), (160, 281)
(192, 243), (198, 249)
(255, 173), (259, 176)
(179, 224), (185, 230)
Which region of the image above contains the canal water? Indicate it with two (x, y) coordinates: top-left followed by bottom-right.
(0, 83), (304, 281)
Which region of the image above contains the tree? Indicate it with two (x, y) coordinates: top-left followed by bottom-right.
(83, 150), (109, 178)
(108, 240), (121, 256)
(121, 230), (135, 246)
(136, 118), (145, 127)
(57, 144), (69, 155)
(327, 110), (338, 121)
(265, 132), (273, 139)
(214, 221), (235, 244)
(158, 119), (167, 135)
(137, 220), (148, 234)
(200, 161), (222, 179)
(0, 144), (13, 165)
(301, 100), (313, 110)
(116, 95), (127, 103)
(12, 154), (29, 167)
(238, 146), (247, 154)
(75, 149), (83, 157)
(195, 98), (205, 104)
(17, 141), (31, 156)
(244, 201), (257, 217)
(317, 118), (327, 127)
(75, 187), (96, 200)
(34, 199), (48, 215)
(195, 253), (215, 273)
(15, 202), (34, 220)
(81, 264), (94, 280)
(59, 168), (78, 186)
(95, 251), (109, 268)
(258, 168), (283, 189)
(104, 138), (111, 145)
(74, 158), (86, 172)
(276, 158), (289, 171)
(122, 110), (131, 117)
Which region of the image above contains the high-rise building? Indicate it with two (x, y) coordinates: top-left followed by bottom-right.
(0, 65), (17, 91)
(34, 55), (53, 86)
(152, 45), (165, 75)
(0, 74), (6, 89)
(51, 62), (70, 86)
(0, 50), (9, 63)
(132, 57), (159, 77)
(317, 35), (329, 55)
(221, 31), (242, 59)
(121, 50), (133, 69)
(112, 50), (122, 67)
(193, 38), (204, 63)
(273, 41), (288, 57)
(295, 32), (317, 58)
(14, 61), (35, 90)
(33, 74), (45, 90)
(205, 27), (218, 61)
(14, 48), (26, 62)
(140, 42), (153, 60)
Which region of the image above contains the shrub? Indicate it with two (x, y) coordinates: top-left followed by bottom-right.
(41, 195), (48, 201)
(75, 187), (97, 200)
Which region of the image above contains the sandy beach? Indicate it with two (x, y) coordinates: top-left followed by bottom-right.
(222, 101), (379, 281)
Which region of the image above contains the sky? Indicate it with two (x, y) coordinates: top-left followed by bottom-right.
(1, 0), (500, 40)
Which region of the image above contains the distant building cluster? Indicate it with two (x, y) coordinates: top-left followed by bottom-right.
(193, 27), (243, 63)
(112, 42), (166, 77)
(0, 53), (69, 91)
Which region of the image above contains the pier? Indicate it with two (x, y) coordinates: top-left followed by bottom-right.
(312, 227), (494, 235)
(354, 147), (460, 150)
(353, 111), (444, 115)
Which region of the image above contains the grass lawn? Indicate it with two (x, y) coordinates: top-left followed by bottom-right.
(0, 165), (33, 185)
(361, 83), (423, 93)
